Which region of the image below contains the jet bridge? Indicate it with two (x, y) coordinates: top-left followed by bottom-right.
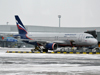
(84, 30), (97, 38)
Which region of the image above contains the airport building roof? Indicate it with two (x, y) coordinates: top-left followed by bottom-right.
(0, 25), (100, 33)
(0, 25), (100, 47)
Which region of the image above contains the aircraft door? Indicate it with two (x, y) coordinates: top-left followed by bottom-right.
(55, 36), (59, 40)
(78, 34), (83, 42)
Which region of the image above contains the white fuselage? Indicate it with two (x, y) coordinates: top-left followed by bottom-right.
(26, 33), (98, 46)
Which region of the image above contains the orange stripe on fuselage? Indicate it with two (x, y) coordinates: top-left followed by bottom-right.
(58, 44), (91, 47)
(25, 34), (33, 40)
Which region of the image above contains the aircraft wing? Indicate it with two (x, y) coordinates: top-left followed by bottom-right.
(17, 38), (75, 46)
(21, 39), (72, 45)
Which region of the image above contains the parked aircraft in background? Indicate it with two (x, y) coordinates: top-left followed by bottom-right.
(14, 15), (98, 52)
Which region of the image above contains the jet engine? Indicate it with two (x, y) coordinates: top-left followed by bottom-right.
(45, 43), (58, 50)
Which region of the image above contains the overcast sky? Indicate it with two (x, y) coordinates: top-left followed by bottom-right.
(0, 0), (100, 27)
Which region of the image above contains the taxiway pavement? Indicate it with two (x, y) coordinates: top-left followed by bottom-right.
(0, 48), (100, 75)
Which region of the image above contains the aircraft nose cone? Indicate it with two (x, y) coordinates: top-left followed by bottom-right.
(92, 39), (98, 45)
(95, 39), (98, 44)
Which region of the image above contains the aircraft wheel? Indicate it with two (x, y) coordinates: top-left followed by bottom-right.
(43, 49), (48, 53)
(31, 49), (34, 53)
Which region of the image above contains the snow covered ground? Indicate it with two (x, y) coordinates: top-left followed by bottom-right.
(0, 48), (100, 75)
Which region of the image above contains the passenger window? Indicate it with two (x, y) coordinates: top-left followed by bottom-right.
(86, 36), (94, 38)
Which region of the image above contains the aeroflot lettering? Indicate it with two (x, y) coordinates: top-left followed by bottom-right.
(65, 34), (76, 35)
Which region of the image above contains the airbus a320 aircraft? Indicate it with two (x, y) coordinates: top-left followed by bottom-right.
(14, 15), (98, 52)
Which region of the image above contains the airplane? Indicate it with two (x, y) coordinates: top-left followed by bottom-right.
(14, 15), (98, 52)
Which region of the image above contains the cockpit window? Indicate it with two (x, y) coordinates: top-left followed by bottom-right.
(86, 36), (94, 38)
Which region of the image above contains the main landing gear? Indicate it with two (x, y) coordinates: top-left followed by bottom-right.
(31, 46), (48, 53)
(31, 46), (40, 52)
(43, 49), (48, 53)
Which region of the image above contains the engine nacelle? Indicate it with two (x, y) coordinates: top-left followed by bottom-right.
(45, 43), (57, 50)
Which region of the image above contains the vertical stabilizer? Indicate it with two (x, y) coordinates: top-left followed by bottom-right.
(15, 15), (27, 34)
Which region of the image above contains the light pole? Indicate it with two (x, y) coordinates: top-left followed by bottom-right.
(6, 22), (9, 25)
(58, 15), (61, 27)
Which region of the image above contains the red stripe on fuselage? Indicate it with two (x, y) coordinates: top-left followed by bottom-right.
(37, 43), (42, 46)
(58, 44), (91, 47)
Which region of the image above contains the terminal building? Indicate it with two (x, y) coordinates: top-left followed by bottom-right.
(0, 25), (100, 48)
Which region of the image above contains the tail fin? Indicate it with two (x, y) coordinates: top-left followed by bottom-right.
(15, 15), (27, 34)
